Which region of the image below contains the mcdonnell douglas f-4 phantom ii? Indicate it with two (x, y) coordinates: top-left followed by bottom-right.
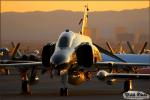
(0, 5), (150, 96)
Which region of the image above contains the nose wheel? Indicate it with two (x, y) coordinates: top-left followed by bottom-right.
(60, 88), (69, 96)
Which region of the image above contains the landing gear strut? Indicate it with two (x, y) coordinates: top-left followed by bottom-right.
(60, 73), (69, 96)
(123, 80), (133, 92)
(20, 70), (31, 95)
(60, 88), (68, 96)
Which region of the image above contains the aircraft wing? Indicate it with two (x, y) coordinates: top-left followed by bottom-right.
(0, 60), (42, 68)
(95, 61), (150, 69)
(107, 73), (150, 79)
(97, 70), (150, 80)
(95, 61), (150, 80)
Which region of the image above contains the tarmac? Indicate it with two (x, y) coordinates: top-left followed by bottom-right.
(0, 73), (150, 100)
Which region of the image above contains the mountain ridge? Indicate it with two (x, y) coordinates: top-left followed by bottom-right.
(1, 7), (149, 43)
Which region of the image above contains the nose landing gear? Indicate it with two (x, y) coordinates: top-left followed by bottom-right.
(60, 73), (69, 96)
(60, 88), (68, 96)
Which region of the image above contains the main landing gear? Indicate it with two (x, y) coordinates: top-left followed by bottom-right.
(123, 80), (133, 92)
(20, 70), (31, 95)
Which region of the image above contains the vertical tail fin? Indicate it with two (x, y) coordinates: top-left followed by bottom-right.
(11, 42), (22, 58)
(118, 42), (125, 54)
(10, 43), (20, 59)
(127, 41), (135, 54)
(81, 5), (89, 35)
(139, 42), (147, 54)
(106, 42), (115, 54)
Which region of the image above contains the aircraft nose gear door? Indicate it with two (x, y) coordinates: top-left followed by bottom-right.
(60, 73), (69, 96)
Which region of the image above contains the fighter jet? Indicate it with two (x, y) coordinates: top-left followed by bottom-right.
(41, 5), (150, 96)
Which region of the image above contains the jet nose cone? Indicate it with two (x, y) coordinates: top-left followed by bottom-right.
(50, 54), (71, 75)
(50, 53), (69, 66)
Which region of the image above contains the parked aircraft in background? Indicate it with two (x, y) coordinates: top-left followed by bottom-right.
(126, 41), (148, 54)
(105, 41), (150, 73)
(0, 43), (21, 74)
(106, 41), (148, 54)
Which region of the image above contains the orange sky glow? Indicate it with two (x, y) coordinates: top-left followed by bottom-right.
(1, 1), (149, 13)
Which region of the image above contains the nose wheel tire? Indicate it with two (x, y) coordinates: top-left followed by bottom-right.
(123, 80), (132, 92)
(60, 88), (68, 96)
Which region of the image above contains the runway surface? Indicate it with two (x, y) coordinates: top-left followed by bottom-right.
(0, 73), (150, 100)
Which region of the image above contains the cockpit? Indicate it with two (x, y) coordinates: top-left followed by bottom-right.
(0, 48), (9, 54)
(57, 31), (75, 48)
(0, 48), (10, 59)
(58, 36), (71, 48)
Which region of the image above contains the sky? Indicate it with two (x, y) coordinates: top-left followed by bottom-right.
(1, 1), (149, 12)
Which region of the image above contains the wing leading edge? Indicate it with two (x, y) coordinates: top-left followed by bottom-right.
(95, 61), (150, 69)
(0, 61), (42, 68)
